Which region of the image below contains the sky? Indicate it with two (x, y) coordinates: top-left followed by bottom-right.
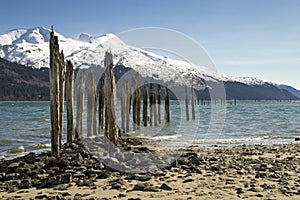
(0, 0), (300, 89)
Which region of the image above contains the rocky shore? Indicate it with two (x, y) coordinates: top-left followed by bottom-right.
(0, 140), (299, 200)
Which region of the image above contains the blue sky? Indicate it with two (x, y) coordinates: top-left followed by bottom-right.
(1, 0), (300, 89)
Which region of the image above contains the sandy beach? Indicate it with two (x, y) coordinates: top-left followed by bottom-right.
(1, 141), (299, 200)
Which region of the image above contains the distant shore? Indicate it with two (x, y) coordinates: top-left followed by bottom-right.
(1, 140), (299, 200)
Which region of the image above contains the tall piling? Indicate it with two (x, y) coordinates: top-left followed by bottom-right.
(66, 60), (74, 143)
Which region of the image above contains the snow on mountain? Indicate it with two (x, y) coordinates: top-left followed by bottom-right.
(0, 27), (266, 89)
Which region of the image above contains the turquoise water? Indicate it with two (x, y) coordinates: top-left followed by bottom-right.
(0, 100), (300, 159)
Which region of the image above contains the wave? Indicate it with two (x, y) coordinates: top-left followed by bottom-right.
(137, 134), (182, 141)
(192, 135), (297, 145)
(6, 145), (25, 154)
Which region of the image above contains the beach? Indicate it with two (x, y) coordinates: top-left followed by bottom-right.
(1, 140), (299, 200)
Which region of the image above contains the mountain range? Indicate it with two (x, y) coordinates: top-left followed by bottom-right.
(0, 27), (299, 101)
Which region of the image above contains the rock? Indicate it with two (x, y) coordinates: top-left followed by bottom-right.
(111, 183), (122, 190)
(16, 167), (31, 175)
(18, 178), (31, 189)
(160, 183), (172, 190)
(73, 172), (85, 178)
(48, 173), (72, 186)
(209, 165), (220, 171)
(35, 194), (48, 199)
(74, 193), (82, 200)
(61, 173), (72, 184)
(126, 174), (152, 182)
(255, 172), (266, 179)
(295, 137), (300, 141)
(8, 162), (19, 172)
(248, 187), (258, 192)
(34, 162), (45, 169)
(97, 171), (110, 179)
(54, 184), (68, 190)
(183, 179), (194, 183)
(255, 194), (263, 197)
(94, 162), (105, 170)
(209, 157), (218, 162)
(71, 153), (84, 166)
(61, 192), (71, 197)
(132, 184), (158, 192)
(236, 188), (243, 194)
(118, 193), (126, 198)
(189, 156), (200, 166)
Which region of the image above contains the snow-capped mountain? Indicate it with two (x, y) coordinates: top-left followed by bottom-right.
(0, 27), (287, 91)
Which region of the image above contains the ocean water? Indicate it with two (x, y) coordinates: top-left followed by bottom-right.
(0, 100), (300, 159)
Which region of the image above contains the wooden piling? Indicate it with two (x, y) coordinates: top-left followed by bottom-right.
(58, 50), (65, 150)
(165, 84), (170, 123)
(136, 74), (141, 130)
(143, 81), (148, 127)
(153, 85), (158, 126)
(87, 72), (96, 137)
(98, 77), (105, 133)
(121, 80), (127, 132)
(157, 84), (161, 124)
(191, 87), (195, 120)
(49, 30), (60, 157)
(132, 76), (137, 131)
(66, 60), (74, 143)
(125, 81), (130, 132)
(149, 82), (154, 126)
(75, 70), (85, 138)
(185, 86), (189, 120)
(104, 51), (120, 145)
(49, 28), (65, 157)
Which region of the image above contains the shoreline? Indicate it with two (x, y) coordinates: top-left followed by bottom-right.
(1, 141), (299, 199)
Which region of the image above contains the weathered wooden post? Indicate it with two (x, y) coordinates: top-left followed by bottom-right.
(50, 29), (60, 157)
(132, 76), (137, 131)
(121, 80), (127, 132)
(125, 82), (130, 132)
(104, 51), (120, 145)
(149, 82), (154, 126)
(49, 27), (64, 157)
(136, 75), (141, 130)
(185, 86), (189, 120)
(165, 84), (170, 123)
(153, 85), (158, 126)
(87, 72), (96, 137)
(66, 60), (74, 143)
(75, 70), (85, 138)
(191, 87), (195, 120)
(93, 79), (97, 135)
(98, 77), (105, 133)
(157, 84), (161, 124)
(58, 50), (65, 150)
(143, 81), (148, 127)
